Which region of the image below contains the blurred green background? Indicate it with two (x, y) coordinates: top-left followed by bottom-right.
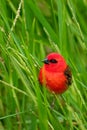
(0, 0), (87, 130)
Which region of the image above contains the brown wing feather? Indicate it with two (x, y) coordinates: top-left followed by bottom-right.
(64, 66), (72, 85)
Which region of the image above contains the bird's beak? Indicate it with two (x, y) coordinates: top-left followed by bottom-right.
(42, 58), (49, 64)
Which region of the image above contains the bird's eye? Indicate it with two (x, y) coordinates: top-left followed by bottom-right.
(50, 59), (58, 63)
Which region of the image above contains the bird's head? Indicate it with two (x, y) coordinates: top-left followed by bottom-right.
(42, 53), (67, 72)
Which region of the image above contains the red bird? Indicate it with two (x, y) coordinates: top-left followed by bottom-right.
(38, 53), (72, 94)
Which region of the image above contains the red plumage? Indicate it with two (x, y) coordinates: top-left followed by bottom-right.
(38, 53), (72, 94)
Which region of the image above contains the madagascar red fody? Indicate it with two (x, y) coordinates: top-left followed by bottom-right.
(38, 53), (72, 94)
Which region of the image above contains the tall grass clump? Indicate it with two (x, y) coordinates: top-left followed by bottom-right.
(0, 0), (87, 130)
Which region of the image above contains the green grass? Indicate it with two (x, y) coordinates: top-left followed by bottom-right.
(0, 0), (87, 129)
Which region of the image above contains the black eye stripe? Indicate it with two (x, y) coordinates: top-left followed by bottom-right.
(50, 59), (58, 63)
